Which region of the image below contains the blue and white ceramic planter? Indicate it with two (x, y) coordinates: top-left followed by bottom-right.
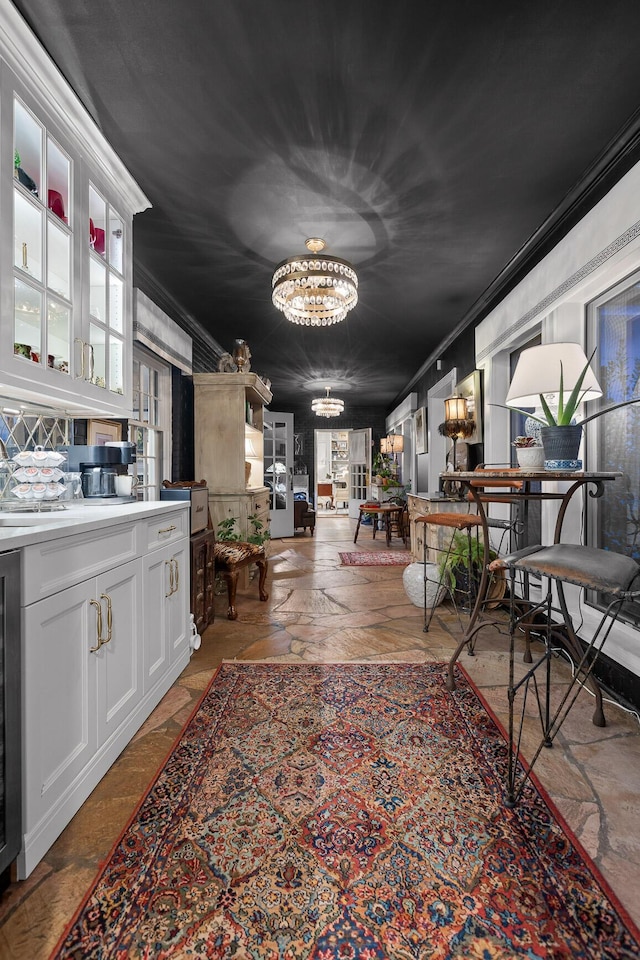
(544, 458), (583, 471)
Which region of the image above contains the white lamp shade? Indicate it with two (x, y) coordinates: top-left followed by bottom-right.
(380, 437), (390, 454)
(505, 342), (603, 408)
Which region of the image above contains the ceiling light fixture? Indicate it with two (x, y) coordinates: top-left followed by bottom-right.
(311, 386), (345, 418)
(272, 238), (358, 327)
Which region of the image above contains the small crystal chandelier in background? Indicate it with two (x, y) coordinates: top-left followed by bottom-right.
(272, 238), (358, 327)
(311, 386), (345, 418)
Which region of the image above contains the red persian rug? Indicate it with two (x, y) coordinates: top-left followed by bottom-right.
(51, 662), (640, 959)
(339, 551), (411, 566)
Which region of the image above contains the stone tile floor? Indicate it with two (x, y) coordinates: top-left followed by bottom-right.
(1, 516), (639, 957)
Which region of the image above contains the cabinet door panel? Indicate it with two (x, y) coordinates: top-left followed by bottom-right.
(95, 559), (143, 746)
(22, 581), (97, 830)
(168, 540), (189, 664)
(142, 549), (170, 693)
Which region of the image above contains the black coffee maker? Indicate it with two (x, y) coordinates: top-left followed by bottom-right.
(62, 442), (136, 499)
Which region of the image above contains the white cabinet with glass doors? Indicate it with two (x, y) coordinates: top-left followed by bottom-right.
(0, 23), (149, 416)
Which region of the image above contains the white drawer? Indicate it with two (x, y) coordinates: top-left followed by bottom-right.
(143, 509), (189, 552)
(22, 523), (138, 606)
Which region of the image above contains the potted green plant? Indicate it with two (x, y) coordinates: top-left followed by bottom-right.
(436, 531), (498, 607)
(216, 516), (242, 541)
(372, 450), (394, 485)
(247, 513), (271, 549)
(505, 349), (640, 463)
(217, 514), (271, 549)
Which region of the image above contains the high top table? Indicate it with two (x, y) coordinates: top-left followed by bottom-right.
(442, 468), (621, 700)
(354, 502), (406, 547)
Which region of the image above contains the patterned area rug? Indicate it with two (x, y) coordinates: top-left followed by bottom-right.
(52, 662), (640, 959)
(339, 551), (411, 565)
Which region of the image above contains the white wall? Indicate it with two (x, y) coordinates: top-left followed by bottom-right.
(474, 159), (640, 677)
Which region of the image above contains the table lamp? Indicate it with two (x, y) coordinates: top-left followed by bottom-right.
(505, 342), (602, 410)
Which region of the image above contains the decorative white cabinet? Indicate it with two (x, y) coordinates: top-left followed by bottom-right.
(18, 506), (190, 879)
(0, 5), (150, 415)
(193, 373), (273, 538)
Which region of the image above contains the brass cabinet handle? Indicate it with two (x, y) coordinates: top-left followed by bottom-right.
(164, 558), (180, 597)
(102, 593), (112, 644)
(89, 598), (104, 652)
(158, 525), (177, 535)
(22, 242), (28, 270)
(89, 344), (95, 382)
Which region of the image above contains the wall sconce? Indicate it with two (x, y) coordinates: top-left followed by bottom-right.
(438, 395), (475, 471)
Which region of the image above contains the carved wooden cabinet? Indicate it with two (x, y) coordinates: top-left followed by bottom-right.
(191, 528), (215, 633)
(193, 373), (273, 539)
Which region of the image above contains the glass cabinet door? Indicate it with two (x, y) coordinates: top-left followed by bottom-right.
(85, 183), (125, 395)
(13, 97), (72, 377)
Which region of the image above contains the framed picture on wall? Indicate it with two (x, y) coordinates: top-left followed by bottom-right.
(88, 419), (122, 446)
(415, 407), (427, 454)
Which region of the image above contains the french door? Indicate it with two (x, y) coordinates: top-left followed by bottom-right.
(263, 411), (294, 538)
(348, 428), (371, 518)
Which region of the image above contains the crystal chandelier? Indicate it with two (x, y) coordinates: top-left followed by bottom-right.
(311, 386), (345, 418)
(272, 238), (358, 327)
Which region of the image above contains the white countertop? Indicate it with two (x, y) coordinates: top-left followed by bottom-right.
(0, 501), (189, 549)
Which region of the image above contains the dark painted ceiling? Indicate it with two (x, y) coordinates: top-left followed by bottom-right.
(10, 0), (640, 409)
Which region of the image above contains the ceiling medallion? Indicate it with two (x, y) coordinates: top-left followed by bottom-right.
(311, 386), (345, 418)
(272, 238), (358, 327)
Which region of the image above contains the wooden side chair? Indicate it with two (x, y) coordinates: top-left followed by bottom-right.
(213, 541), (269, 621)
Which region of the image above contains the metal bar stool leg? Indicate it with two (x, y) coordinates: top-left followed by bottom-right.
(499, 542), (640, 807)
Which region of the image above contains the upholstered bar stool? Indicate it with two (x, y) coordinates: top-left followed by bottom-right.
(491, 542), (640, 806)
(415, 512), (484, 632)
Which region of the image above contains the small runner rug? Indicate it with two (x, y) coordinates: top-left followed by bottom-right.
(339, 550), (411, 566)
(51, 662), (639, 959)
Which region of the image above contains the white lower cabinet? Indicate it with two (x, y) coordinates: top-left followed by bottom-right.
(96, 559), (144, 746)
(142, 538), (189, 693)
(18, 508), (190, 879)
